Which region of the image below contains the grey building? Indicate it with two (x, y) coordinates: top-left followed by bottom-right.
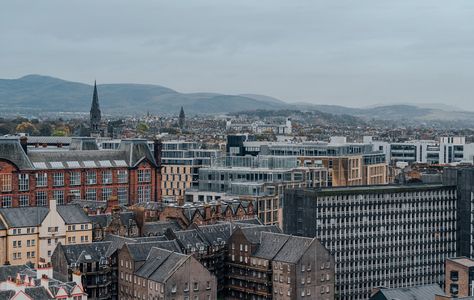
(283, 184), (458, 300)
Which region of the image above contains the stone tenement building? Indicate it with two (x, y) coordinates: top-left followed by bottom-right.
(0, 136), (161, 208)
(283, 184), (458, 300)
(226, 225), (334, 300)
(0, 199), (92, 266)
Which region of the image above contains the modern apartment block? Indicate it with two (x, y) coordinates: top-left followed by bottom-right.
(283, 184), (458, 300)
(161, 140), (221, 199)
(227, 137), (388, 187)
(191, 155), (327, 226)
(366, 136), (474, 165)
(0, 137), (161, 207)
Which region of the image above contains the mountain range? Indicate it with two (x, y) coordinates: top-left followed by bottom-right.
(1, 75), (473, 125)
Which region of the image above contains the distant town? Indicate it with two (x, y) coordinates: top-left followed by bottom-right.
(0, 82), (474, 300)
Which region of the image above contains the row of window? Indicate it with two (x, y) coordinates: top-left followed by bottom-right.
(12, 251), (35, 260)
(13, 239), (36, 248)
(0, 169), (152, 192)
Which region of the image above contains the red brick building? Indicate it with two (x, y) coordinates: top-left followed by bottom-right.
(0, 137), (161, 208)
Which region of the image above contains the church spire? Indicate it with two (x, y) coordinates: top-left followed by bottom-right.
(178, 106), (185, 129)
(90, 80), (102, 136)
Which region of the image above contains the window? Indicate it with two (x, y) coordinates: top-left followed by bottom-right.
(1, 196), (12, 208)
(18, 174), (29, 191)
(138, 169), (151, 183)
(0, 174), (12, 192)
(53, 190), (65, 205)
(184, 282), (189, 291)
(117, 170), (128, 183)
(70, 172), (81, 186)
(86, 189), (97, 201)
(117, 187), (128, 205)
(102, 170), (113, 184)
(48, 250), (51, 257)
(137, 186), (151, 203)
(102, 187), (113, 201)
(53, 172), (64, 187)
(171, 284), (177, 293)
(36, 173), (48, 187)
(451, 271), (459, 281)
(206, 281), (211, 290)
(36, 191), (47, 206)
(193, 282), (198, 291)
(86, 171), (97, 185)
(19, 195), (29, 207)
(69, 189), (81, 201)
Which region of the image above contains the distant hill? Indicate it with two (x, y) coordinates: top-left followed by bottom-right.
(1, 75), (473, 126)
(0, 75), (289, 115)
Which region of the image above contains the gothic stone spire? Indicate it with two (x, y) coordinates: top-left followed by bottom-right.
(90, 80), (102, 135)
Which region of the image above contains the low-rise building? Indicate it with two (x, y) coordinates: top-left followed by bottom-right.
(0, 199), (93, 265)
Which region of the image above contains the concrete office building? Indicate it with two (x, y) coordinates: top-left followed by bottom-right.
(283, 184), (457, 300)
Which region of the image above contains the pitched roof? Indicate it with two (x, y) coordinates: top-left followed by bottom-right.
(126, 241), (171, 262)
(253, 232), (291, 260)
(374, 284), (445, 300)
(89, 214), (110, 228)
(0, 138), (33, 170)
(0, 207), (49, 228)
(60, 242), (112, 264)
(0, 265), (29, 282)
(25, 286), (54, 299)
(142, 221), (182, 236)
(240, 225), (281, 244)
(140, 249), (189, 283)
(196, 223), (232, 246)
(273, 235), (314, 264)
(57, 205), (91, 224)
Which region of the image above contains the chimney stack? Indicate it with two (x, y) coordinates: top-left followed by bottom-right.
(20, 136), (28, 154)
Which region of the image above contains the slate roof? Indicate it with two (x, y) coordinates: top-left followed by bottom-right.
(240, 225), (281, 244)
(118, 139), (157, 167)
(0, 207), (49, 228)
(196, 223), (232, 246)
(27, 150), (126, 169)
(126, 241), (173, 262)
(57, 205), (91, 224)
(173, 229), (209, 250)
(0, 290), (15, 299)
(0, 265), (29, 282)
(273, 235), (314, 263)
(0, 138), (33, 170)
(25, 286), (54, 299)
(119, 211), (136, 226)
(69, 137), (99, 151)
(142, 221), (182, 236)
(60, 242), (112, 264)
(373, 284), (445, 300)
(136, 248), (189, 283)
(90, 214), (110, 228)
(253, 232), (291, 260)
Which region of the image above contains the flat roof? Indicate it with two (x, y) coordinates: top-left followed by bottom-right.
(299, 183), (455, 196)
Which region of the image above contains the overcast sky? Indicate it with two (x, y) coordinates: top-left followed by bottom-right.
(1, 0), (474, 109)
